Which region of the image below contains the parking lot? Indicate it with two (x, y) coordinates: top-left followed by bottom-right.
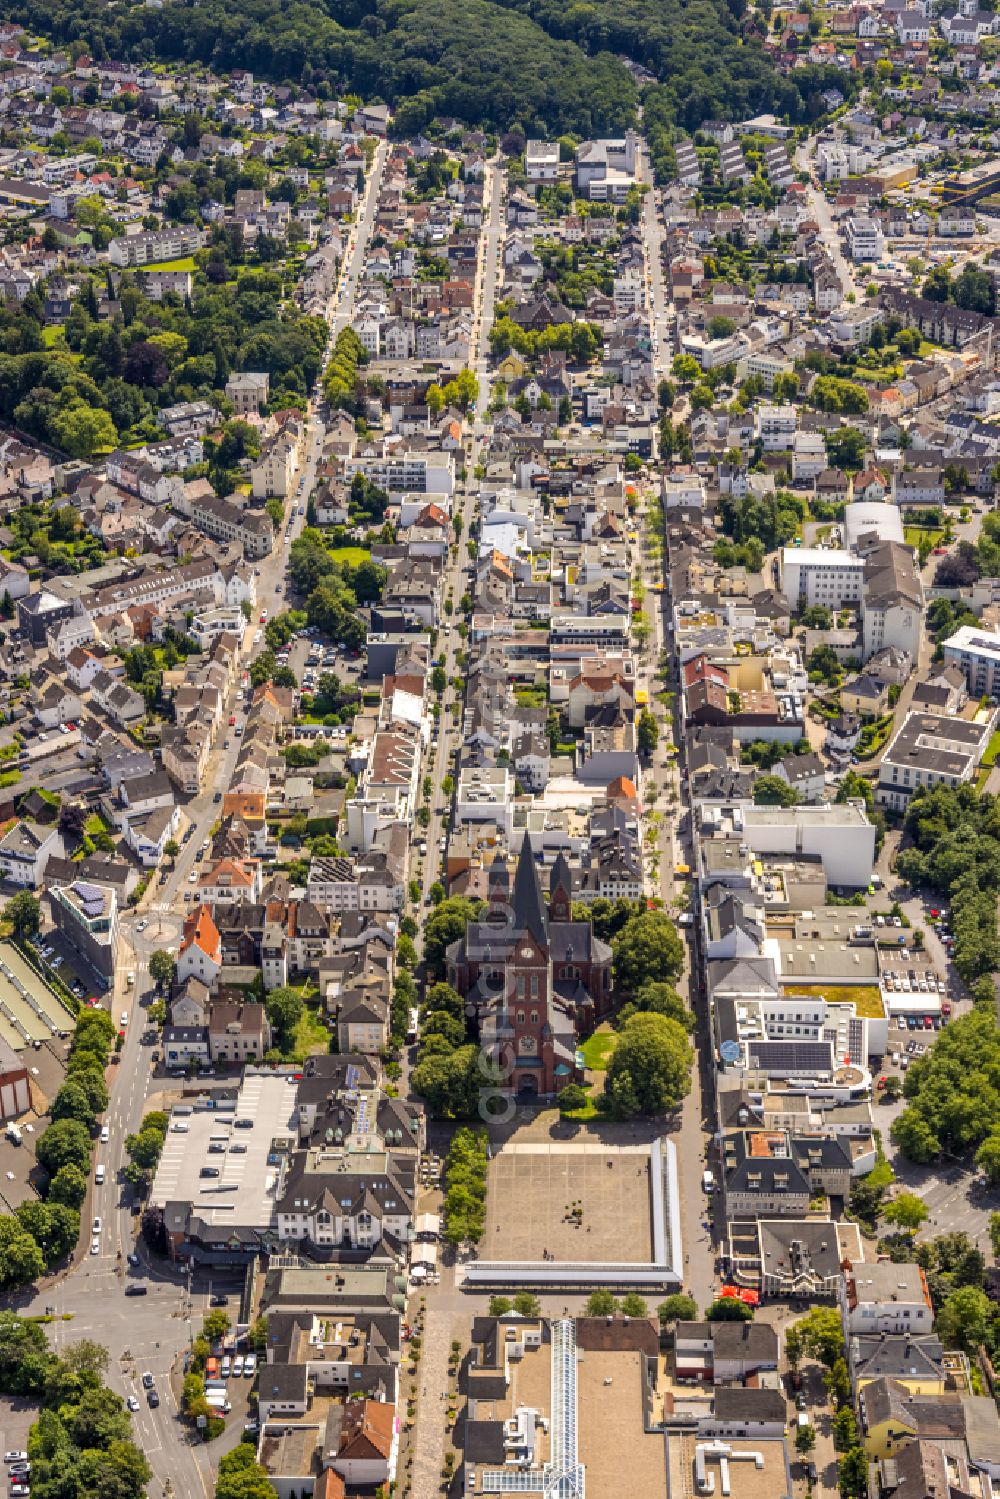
(273, 626), (364, 697)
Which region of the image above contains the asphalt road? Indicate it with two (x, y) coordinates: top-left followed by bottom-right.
(14, 148), (398, 1499)
(793, 139), (860, 298)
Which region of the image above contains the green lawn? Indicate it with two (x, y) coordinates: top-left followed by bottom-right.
(41, 325), (65, 347)
(982, 730), (1000, 769)
(285, 1004), (330, 1063)
(559, 1084), (602, 1121)
(904, 526), (944, 549)
(327, 546), (371, 568)
(140, 256), (198, 272)
(580, 1030), (617, 1071)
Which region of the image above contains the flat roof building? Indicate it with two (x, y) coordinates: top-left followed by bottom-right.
(151, 1071), (298, 1259)
(876, 709), (994, 812)
(48, 879), (119, 984)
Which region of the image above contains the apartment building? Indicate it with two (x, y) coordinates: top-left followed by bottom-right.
(943, 623), (1000, 697)
(108, 226), (205, 267)
(345, 451), (455, 497)
(876, 710), (994, 812)
(757, 404), (798, 451)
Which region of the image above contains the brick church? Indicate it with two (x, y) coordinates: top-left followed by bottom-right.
(446, 837), (613, 1099)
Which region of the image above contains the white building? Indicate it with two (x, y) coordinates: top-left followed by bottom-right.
(108, 226), (205, 267)
(757, 404), (798, 451)
(780, 548), (865, 610)
(345, 452), (454, 498)
(525, 140), (560, 185)
(740, 801), (877, 888)
(0, 821), (61, 887)
(943, 623), (1000, 697)
(845, 217), (886, 262)
(876, 710), (994, 812)
(840, 1262), (934, 1338)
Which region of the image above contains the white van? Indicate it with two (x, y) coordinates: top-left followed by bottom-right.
(95, 1164), (105, 1184)
(702, 1170), (714, 1193)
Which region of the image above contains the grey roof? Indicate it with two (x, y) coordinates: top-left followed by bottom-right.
(712, 1386), (787, 1422)
(851, 1333), (946, 1383)
(511, 835), (549, 949)
(710, 1320), (779, 1362)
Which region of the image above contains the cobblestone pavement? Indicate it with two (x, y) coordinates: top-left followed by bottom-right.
(409, 1308), (456, 1499)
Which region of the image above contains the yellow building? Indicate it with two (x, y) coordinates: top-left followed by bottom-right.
(857, 1376), (977, 1460)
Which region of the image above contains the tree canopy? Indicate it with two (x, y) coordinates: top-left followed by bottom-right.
(611, 910), (685, 994)
(891, 1009), (1000, 1165)
(604, 1011), (693, 1116)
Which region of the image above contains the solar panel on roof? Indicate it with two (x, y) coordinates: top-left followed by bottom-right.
(746, 1040), (833, 1071)
(345, 1063), (360, 1090)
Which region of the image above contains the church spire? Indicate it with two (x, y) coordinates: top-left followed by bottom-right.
(512, 835), (549, 949)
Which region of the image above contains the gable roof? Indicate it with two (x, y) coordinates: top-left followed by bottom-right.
(180, 904), (221, 965)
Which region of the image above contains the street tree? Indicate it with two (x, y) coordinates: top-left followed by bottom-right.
(148, 950), (177, 990)
(202, 1310), (231, 1342)
(832, 1406), (857, 1452)
(838, 1446), (870, 1499)
(658, 1294), (698, 1325)
(63, 1338), (110, 1379)
(611, 910), (685, 993)
(48, 1163), (88, 1210)
(881, 1191), (929, 1235)
(705, 1296), (753, 1322)
(36, 1119), (92, 1178)
(620, 1293), (648, 1318)
(936, 1285), (992, 1353)
(50, 1081), (95, 1129)
(0, 1216), (44, 1290)
(824, 1356), (852, 1409)
(785, 1306), (844, 1369)
(637, 710), (659, 756)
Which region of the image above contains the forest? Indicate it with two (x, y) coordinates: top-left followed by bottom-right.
(7, 0), (849, 143)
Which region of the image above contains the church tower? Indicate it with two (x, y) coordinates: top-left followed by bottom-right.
(549, 851), (573, 923)
(507, 836), (555, 1095)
